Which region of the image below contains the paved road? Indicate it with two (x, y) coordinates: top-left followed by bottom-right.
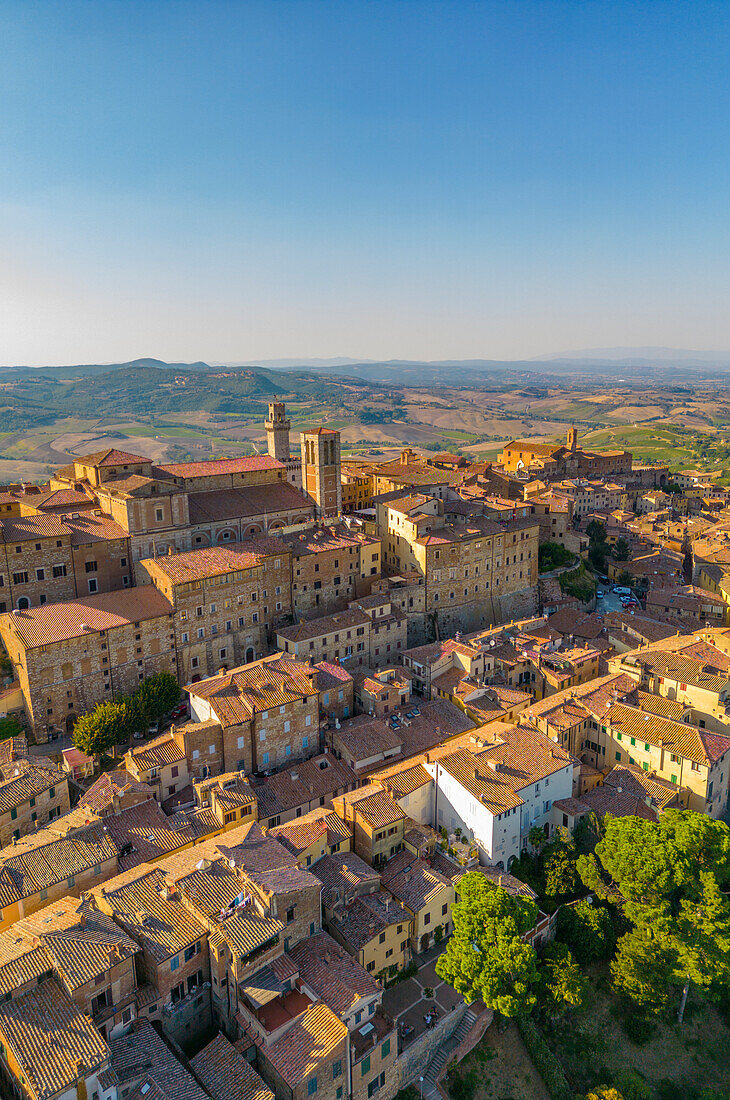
(596, 586), (636, 614)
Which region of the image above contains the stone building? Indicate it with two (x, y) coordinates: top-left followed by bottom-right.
(0, 754), (69, 846)
(281, 525), (381, 617)
(0, 586), (176, 739)
(266, 401), (303, 490)
(140, 540), (294, 682)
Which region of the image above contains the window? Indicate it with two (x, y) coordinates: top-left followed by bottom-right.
(238, 736), (245, 748)
(361, 1057), (370, 1077)
(308, 1081), (318, 1097)
(379, 932), (386, 944)
(88, 578), (98, 593)
(286, 906), (295, 923)
(85, 561), (98, 573)
(155, 508), (164, 522)
(333, 1061), (342, 1080)
(10, 808), (16, 821)
(12, 572), (28, 585)
(170, 956), (179, 971)
(381, 1039), (390, 1058)
(53, 564), (67, 578)
(184, 942), (200, 962)
(36, 568), (45, 581)
(303, 736), (309, 749)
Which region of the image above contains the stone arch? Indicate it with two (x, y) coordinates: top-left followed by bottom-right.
(192, 532), (211, 548)
(294, 515), (309, 525)
(216, 528), (236, 544)
(268, 520), (285, 531)
(16, 597), (30, 610)
(243, 523), (263, 537)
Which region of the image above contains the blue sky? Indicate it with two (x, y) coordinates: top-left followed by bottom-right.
(2, 0), (730, 364)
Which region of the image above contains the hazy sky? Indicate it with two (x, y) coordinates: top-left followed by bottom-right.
(3, 0), (730, 365)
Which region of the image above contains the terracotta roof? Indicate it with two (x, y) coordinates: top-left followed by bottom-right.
(377, 763), (431, 798)
(282, 524), (378, 555)
(0, 978), (110, 1100)
(0, 758), (66, 814)
(99, 866), (206, 960)
(269, 808), (351, 857)
(79, 770), (154, 815)
(311, 851), (380, 908)
(314, 660), (354, 688)
(578, 783), (659, 821)
(0, 821), (117, 901)
(381, 850), (453, 913)
(255, 754), (356, 820)
(277, 607), (370, 643)
(75, 448), (150, 467)
(61, 513), (130, 544)
(112, 1019), (210, 1100)
(289, 931), (380, 1015)
(263, 1002), (347, 1086)
(191, 1034), (274, 1100)
(0, 513), (70, 542)
(332, 715), (402, 762)
(127, 732), (186, 770)
(188, 655), (319, 726)
(157, 456), (284, 478)
(187, 483), (312, 524)
(1, 587), (173, 647)
(143, 543), (280, 584)
(14, 899), (139, 991)
(327, 891), (411, 954)
(604, 702), (730, 766)
(353, 789), (405, 828)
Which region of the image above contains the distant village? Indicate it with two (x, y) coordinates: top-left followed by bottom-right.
(0, 404), (727, 1100)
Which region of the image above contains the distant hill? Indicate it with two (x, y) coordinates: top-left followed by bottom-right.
(0, 360), (371, 430)
(534, 346), (730, 365)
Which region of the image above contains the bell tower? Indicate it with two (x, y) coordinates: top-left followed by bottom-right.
(300, 428), (342, 519)
(265, 402), (291, 462)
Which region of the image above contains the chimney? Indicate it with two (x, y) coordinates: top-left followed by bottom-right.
(80, 914), (86, 929)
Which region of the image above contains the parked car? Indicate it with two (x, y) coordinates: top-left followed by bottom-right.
(133, 731), (145, 740)
(148, 723), (159, 736)
(171, 703), (188, 720)
(596, 590), (604, 599)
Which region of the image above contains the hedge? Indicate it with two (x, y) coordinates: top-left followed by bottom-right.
(516, 1016), (573, 1100)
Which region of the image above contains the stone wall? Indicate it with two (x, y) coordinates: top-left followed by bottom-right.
(390, 1001), (468, 1096)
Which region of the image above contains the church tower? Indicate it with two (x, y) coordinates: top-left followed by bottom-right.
(567, 426), (578, 453)
(300, 428), (342, 519)
(265, 402), (291, 462)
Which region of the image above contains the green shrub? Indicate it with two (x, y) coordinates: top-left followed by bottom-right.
(516, 1016), (572, 1100)
(620, 1010), (655, 1047)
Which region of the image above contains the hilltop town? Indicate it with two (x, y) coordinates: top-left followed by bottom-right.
(0, 404), (727, 1099)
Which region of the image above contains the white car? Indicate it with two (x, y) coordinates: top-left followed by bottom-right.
(596, 590), (604, 598)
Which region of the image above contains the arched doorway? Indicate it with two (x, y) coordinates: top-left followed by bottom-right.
(245, 647), (255, 664)
(16, 597), (30, 610)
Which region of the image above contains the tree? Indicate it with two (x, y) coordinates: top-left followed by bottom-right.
(73, 700), (130, 757)
(0, 714), (23, 741)
(613, 538), (631, 561)
(578, 812), (730, 1019)
(555, 899), (614, 965)
(681, 529), (693, 585)
(617, 570), (634, 588)
(583, 1090), (625, 1100)
(435, 872), (539, 1017)
(133, 672), (181, 724)
(542, 837), (580, 900)
(538, 941), (587, 1016)
(586, 519), (607, 544)
(528, 825), (547, 851)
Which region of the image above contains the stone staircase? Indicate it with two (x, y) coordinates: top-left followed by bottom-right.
(420, 1008), (479, 1100)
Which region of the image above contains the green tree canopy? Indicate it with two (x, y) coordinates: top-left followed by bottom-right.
(73, 700), (130, 757)
(435, 872), (539, 1017)
(133, 672), (181, 723)
(542, 832), (581, 900)
(578, 812), (730, 1019)
(613, 538), (631, 561)
(538, 941), (587, 1017)
(586, 519), (607, 543)
(555, 899), (615, 965)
